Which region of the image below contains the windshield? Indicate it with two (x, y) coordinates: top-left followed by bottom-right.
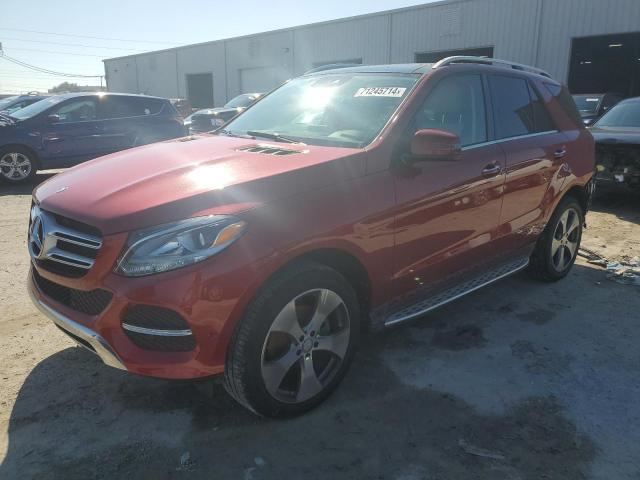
(594, 101), (640, 128)
(0, 96), (19, 110)
(572, 95), (602, 115)
(225, 94), (261, 109)
(11, 96), (65, 120)
(223, 73), (419, 147)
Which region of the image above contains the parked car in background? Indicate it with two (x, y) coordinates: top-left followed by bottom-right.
(187, 93), (262, 133)
(28, 58), (594, 417)
(0, 92), (48, 115)
(573, 93), (624, 126)
(0, 92), (186, 183)
(590, 97), (640, 190)
(170, 98), (193, 118)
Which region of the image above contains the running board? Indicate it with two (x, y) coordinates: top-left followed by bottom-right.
(384, 257), (530, 327)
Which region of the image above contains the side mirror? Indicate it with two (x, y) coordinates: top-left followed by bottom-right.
(46, 114), (61, 124)
(410, 129), (461, 161)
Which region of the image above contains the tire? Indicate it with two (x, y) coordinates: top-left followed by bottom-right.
(528, 196), (584, 282)
(0, 146), (37, 183)
(224, 261), (360, 417)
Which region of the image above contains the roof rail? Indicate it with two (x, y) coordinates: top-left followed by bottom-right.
(432, 56), (552, 78)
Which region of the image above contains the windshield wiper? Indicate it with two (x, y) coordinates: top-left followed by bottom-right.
(246, 130), (303, 144)
(0, 113), (17, 126)
(216, 128), (254, 139)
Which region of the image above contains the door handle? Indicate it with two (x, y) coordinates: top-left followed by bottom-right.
(554, 148), (567, 159)
(481, 163), (502, 177)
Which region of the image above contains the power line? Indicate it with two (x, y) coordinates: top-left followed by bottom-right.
(0, 27), (174, 45)
(0, 36), (146, 52)
(0, 53), (103, 78)
(4, 47), (109, 58)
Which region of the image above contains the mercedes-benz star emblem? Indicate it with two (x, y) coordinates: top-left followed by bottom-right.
(29, 214), (44, 259)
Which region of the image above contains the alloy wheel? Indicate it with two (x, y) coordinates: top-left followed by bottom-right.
(551, 207), (580, 272)
(260, 288), (350, 404)
(0, 152), (32, 181)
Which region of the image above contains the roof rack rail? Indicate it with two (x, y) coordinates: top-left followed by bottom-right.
(432, 56), (552, 78)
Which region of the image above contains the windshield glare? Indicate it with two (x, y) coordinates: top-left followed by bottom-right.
(572, 95), (601, 114)
(595, 102), (640, 128)
(0, 96), (19, 110)
(223, 73), (418, 147)
(11, 96), (65, 120)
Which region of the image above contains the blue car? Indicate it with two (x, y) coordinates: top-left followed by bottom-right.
(0, 93), (48, 115)
(0, 92), (187, 183)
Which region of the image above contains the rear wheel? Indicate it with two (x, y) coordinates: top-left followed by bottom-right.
(224, 261), (360, 417)
(0, 147), (37, 183)
(528, 196), (583, 281)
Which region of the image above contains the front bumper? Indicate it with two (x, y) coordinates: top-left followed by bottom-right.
(27, 230), (263, 379)
(29, 284), (126, 370)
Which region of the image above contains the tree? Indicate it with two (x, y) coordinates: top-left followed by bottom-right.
(48, 82), (104, 93)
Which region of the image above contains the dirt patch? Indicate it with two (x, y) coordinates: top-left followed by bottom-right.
(1, 176), (639, 479)
(432, 324), (486, 351)
(517, 308), (556, 325)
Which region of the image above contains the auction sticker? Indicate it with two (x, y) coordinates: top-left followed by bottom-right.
(354, 87), (407, 97)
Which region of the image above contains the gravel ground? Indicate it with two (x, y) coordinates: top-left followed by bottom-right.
(1, 174), (639, 479)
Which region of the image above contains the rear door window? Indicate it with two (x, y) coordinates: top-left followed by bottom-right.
(489, 75), (535, 139)
(544, 83), (584, 128)
(99, 96), (164, 120)
(527, 83), (555, 132)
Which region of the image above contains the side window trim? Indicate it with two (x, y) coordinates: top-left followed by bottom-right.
(461, 129), (559, 151)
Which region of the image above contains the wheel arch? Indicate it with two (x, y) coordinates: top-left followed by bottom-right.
(563, 183), (591, 216)
(0, 143), (41, 169)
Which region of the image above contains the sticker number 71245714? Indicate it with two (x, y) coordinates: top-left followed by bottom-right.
(354, 87), (407, 98)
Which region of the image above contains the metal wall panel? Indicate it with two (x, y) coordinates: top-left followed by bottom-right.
(389, 0), (540, 65)
(224, 30), (294, 99)
(104, 57), (138, 94)
(292, 14), (390, 73)
(177, 43), (226, 106)
(536, 0), (640, 81)
(134, 51), (178, 98)
(104, 0), (640, 97)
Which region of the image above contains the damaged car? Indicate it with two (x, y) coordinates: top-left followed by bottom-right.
(590, 97), (640, 190)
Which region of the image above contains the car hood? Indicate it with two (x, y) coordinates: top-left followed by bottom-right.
(590, 127), (640, 145)
(34, 135), (364, 235)
(194, 107), (239, 117)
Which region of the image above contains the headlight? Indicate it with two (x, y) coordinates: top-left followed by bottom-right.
(115, 216), (246, 277)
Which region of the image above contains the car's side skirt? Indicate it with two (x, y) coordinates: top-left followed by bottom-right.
(383, 256), (530, 327)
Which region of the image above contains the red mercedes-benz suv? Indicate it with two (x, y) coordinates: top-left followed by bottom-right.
(28, 57), (595, 416)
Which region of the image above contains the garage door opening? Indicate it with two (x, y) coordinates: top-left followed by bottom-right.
(415, 46), (494, 63)
(569, 33), (640, 97)
(186, 73), (214, 109)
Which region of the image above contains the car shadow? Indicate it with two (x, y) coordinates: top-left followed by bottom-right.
(591, 187), (640, 225)
(0, 268), (609, 479)
(0, 171), (59, 197)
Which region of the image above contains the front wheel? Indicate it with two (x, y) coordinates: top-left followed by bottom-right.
(224, 261), (360, 417)
(0, 147), (37, 183)
(528, 196), (583, 282)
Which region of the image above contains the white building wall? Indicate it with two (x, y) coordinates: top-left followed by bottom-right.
(104, 0), (640, 103)
(176, 43), (227, 105)
(389, 0), (540, 65)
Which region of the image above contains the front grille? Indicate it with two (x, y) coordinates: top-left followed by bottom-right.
(122, 305), (196, 352)
(29, 206), (103, 278)
(237, 145), (301, 156)
(33, 268), (112, 316)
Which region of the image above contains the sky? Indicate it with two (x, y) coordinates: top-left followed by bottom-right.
(0, 0), (438, 94)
